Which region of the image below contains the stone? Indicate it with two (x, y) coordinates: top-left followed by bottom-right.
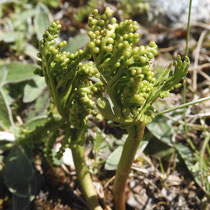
(145, 0), (210, 26)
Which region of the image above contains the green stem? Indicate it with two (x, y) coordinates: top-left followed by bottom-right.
(72, 145), (103, 210)
(157, 96), (210, 115)
(113, 123), (146, 210)
(185, 0), (192, 57)
(183, 0), (192, 135)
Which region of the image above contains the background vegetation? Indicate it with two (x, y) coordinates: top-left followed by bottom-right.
(0, 0), (209, 209)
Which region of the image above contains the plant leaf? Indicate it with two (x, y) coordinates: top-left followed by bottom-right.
(0, 67), (7, 87)
(105, 138), (149, 170)
(0, 88), (14, 129)
(12, 9), (36, 28)
(175, 143), (210, 195)
(0, 0), (17, 4)
(24, 43), (39, 60)
(105, 146), (123, 170)
(4, 146), (34, 197)
(12, 173), (38, 210)
(34, 3), (52, 40)
(25, 90), (50, 122)
(12, 195), (31, 210)
(62, 33), (89, 53)
(147, 115), (173, 146)
(23, 76), (46, 103)
(137, 56), (189, 123)
(97, 97), (116, 122)
(24, 115), (49, 130)
(0, 31), (23, 42)
(0, 63), (36, 84)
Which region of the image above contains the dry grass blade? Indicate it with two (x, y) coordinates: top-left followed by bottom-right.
(192, 30), (208, 91)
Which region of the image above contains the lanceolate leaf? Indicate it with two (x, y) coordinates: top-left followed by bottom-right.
(12, 9), (37, 28)
(0, 67), (7, 87)
(105, 146), (123, 170)
(24, 115), (52, 130)
(4, 146), (34, 197)
(12, 195), (31, 210)
(0, 63), (36, 85)
(34, 3), (52, 40)
(175, 143), (210, 196)
(62, 33), (90, 53)
(147, 115), (173, 146)
(105, 138), (149, 170)
(24, 43), (39, 60)
(23, 76), (46, 103)
(12, 173), (38, 210)
(0, 88), (14, 130)
(0, 31), (23, 43)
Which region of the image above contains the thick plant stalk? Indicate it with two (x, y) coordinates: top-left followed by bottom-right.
(113, 123), (146, 210)
(72, 145), (103, 210)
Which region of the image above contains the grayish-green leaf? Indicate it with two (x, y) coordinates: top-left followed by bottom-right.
(175, 143), (210, 195)
(12, 173), (38, 210)
(147, 115), (173, 146)
(0, 88), (14, 130)
(0, 68), (7, 87)
(23, 76), (46, 103)
(24, 43), (39, 60)
(1, 87), (15, 105)
(97, 97), (116, 122)
(25, 90), (49, 121)
(105, 139), (149, 170)
(25, 114), (61, 131)
(0, 31), (22, 42)
(5, 146), (34, 197)
(34, 3), (52, 40)
(12, 195), (31, 210)
(24, 115), (49, 130)
(0, 0), (17, 4)
(63, 33), (90, 53)
(0, 63), (36, 84)
(12, 9), (36, 28)
(105, 146), (123, 170)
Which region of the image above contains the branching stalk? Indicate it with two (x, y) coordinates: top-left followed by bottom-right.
(72, 145), (103, 210)
(37, 8), (190, 209)
(113, 123), (146, 210)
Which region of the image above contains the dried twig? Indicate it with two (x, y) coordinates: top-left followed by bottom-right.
(193, 30), (208, 91)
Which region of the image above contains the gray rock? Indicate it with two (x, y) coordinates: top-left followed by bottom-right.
(145, 0), (210, 26)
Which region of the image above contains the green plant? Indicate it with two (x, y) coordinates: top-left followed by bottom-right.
(34, 7), (190, 210)
(0, 62), (51, 210)
(0, 1), (52, 59)
(73, 0), (102, 23)
(86, 7), (189, 209)
(35, 20), (104, 210)
(1, 1), (209, 209)
(119, 0), (149, 19)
